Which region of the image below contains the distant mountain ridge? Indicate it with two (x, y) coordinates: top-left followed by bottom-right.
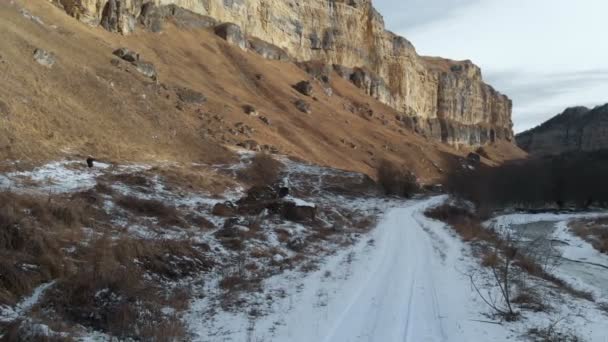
(516, 104), (608, 155)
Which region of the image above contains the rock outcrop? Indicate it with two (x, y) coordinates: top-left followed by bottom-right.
(516, 104), (608, 155)
(54, 0), (514, 146)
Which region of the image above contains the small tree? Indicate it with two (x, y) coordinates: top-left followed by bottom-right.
(470, 233), (520, 321)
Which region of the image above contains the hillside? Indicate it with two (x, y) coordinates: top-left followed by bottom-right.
(53, 0), (514, 147)
(0, 0), (523, 182)
(517, 104), (608, 156)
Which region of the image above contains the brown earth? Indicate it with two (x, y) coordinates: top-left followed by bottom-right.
(0, 1), (525, 182)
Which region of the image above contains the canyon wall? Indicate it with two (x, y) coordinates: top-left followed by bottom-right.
(54, 0), (514, 146)
(517, 104), (608, 155)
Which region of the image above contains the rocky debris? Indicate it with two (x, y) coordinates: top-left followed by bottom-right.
(176, 87), (206, 104)
(112, 47), (139, 62)
(516, 104), (608, 155)
(248, 37), (289, 61)
(132, 61), (157, 80)
(297, 61), (332, 84)
(237, 140), (261, 151)
(212, 201), (238, 217)
(33, 49), (55, 68)
(293, 81), (313, 96)
(86, 157), (96, 168)
(234, 122), (254, 136)
(242, 105), (258, 116)
(230, 186), (316, 223)
(294, 100), (311, 114)
(214, 23), (247, 50)
(139, 3), (217, 32)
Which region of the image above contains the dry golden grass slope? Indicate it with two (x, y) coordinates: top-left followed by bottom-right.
(0, 0), (525, 182)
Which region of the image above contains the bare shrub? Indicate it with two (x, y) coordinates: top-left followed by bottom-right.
(528, 320), (583, 342)
(377, 160), (419, 198)
(237, 153), (284, 187)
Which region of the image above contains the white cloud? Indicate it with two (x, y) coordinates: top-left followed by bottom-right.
(374, 0), (608, 132)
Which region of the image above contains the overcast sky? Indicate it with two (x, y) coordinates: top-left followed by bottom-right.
(373, 0), (608, 133)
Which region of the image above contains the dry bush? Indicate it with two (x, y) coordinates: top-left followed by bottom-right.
(0, 191), (93, 306)
(570, 220), (608, 254)
(116, 195), (183, 226)
(425, 204), (497, 242)
(528, 322), (583, 342)
(42, 236), (194, 340)
(377, 160), (420, 198)
(237, 153), (284, 187)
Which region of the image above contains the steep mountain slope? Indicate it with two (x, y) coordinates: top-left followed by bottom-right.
(517, 104), (608, 155)
(0, 0), (523, 182)
(52, 0), (514, 146)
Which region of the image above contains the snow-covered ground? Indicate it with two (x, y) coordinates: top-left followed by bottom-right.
(187, 196), (518, 341)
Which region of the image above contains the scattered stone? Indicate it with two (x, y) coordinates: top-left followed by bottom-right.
(294, 100), (311, 114)
(132, 61), (157, 80)
(243, 104), (258, 116)
(110, 58), (122, 67)
(293, 81), (313, 96)
(287, 236), (306, 251)
(259, 116), (271, 125)
(33, 49), (55, 68)
(214, 23), (247, 50)
(323, 87), (333, 97)
(112, 48), (139, 62)
(176, 87), (206, 104)
(20, 9), (44, 25)
(278, 187), (289, 198)
(212, 201), (237, 217)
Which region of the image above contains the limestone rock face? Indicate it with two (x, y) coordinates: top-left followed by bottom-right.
(516, 104), (608, 155)
(55, 0), (514, 146)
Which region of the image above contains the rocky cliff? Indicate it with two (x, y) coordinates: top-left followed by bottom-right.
(517, 104), (608, 155)
(53, 0), (513, 146)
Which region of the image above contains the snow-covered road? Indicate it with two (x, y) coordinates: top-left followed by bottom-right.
(193, 197), (513, 341)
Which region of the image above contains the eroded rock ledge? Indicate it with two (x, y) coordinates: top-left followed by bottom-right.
(52, 0), (514, 146)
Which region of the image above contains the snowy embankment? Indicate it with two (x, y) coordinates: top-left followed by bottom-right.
(189, 196), (514, 341)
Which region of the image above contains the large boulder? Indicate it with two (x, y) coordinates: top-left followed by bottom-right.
(281, 201), (316, 222)
(248, 38), (289, 61)
(139, 4), (217, 32)
(112, 47), (139, 62)
(293, 81), (313, 96)
(132, 61), (157, 80)
(214, 23), (247, 50)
